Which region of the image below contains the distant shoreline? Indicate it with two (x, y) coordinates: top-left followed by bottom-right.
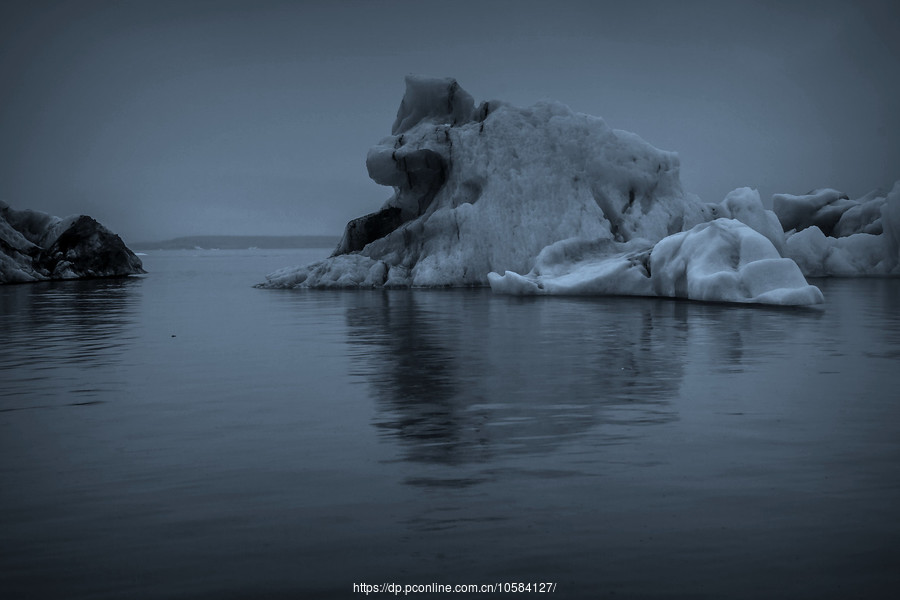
(132, 235), (340, 251)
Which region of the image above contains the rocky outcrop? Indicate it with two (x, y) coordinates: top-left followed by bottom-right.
(0, 202), (144, 284)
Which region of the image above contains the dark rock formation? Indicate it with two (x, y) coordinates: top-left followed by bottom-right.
(333, 206), (405, 256)
(0, 203), (144, 284)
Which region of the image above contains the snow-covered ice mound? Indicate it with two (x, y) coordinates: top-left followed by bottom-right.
(775, 182), (900, 276)
(260, 76), (825, 305)
(0, 202), (144, 284)
(489, 219), (823, 305)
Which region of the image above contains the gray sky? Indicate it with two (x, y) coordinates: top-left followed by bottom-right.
(1, 0), (898, 242)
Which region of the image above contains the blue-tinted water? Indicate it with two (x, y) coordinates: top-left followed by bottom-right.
(1, 249), (899, 599)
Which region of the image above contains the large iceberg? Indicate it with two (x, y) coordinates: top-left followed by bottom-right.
(260, 76), (829, 305)
(0, 202), (144, 284)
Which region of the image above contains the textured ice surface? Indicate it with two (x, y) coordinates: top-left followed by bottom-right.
(781, 182), (900, 276)
(489, 219), (823, 306)
(717, 187), (785, 254)
(261, 76), (892, 304)
(774, 188), (854, 236)
(0, 203), (144, 284)
(262, 76), (707, 290)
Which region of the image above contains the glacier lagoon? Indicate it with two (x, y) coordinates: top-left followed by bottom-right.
(1, 247), (899, 598)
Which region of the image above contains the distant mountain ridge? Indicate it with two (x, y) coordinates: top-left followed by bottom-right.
(134, 235), (340, 250)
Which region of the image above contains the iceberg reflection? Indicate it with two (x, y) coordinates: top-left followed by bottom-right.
(345, 291), (690, 467)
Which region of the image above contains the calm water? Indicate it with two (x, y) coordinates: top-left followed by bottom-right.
(1, 249), (899, 599)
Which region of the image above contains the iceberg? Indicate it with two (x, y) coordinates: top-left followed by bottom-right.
(260, 76), (830, 305)
(776, 182), (900, 277)
(489, 219), (823, 305)
(0, 203), (145, 284)
(263, 76), (704, 289)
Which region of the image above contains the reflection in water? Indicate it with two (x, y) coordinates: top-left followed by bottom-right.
(854, 277), (900, 359)
(0, 254), (896, 599)
(344, 292), (830, 482)
(685, 302), (824, 374)
(346, 292), (690, 468)
(0, 277), (141, 409)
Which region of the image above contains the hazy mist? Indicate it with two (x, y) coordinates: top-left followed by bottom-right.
(1, 0), (898, 242)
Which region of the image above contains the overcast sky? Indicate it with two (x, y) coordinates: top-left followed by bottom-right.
(1, 0), (898, 242)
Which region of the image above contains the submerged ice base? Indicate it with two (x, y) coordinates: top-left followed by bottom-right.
(260, 76), (895, 306)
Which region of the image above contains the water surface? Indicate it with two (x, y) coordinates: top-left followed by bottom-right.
(1, 250), (898, 598)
